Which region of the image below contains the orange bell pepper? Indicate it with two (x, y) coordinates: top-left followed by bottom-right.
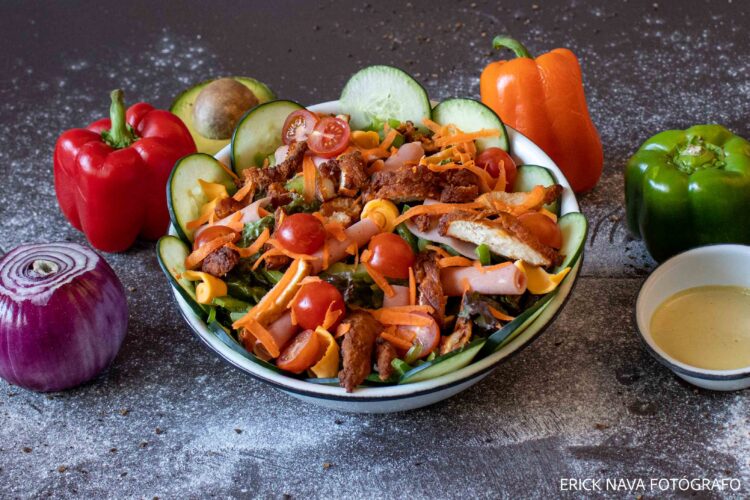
(480, 37), (603, 193)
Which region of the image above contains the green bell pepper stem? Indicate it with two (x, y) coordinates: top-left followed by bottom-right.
(102, 89), (137, 149)
(492, 36), (534, 59)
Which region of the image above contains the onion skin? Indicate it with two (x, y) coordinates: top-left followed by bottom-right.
(0, 242), (128, 392)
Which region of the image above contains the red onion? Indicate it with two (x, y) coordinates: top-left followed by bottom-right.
(0, 242), (128, 392)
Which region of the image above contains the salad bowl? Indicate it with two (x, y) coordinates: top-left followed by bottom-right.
(169, 100), (583, 413)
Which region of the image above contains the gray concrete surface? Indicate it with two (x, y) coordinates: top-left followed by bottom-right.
(1, 0), (748, 498)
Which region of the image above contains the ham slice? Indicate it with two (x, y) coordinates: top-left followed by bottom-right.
(383, 142), (424, 172)
(441, 264), (527, 296)
(383, 285), (410, 308)
(312, 218), (380, 273)
(194, 197), (270, 239)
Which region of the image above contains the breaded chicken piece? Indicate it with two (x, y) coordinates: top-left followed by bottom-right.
(338, 311), (382, 392)
(438, 210), (558, 267)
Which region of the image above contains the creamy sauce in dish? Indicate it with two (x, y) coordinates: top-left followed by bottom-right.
(650, 286), (750, 370)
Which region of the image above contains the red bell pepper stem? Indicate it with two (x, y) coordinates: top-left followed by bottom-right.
(491, 36), (534, 59)
(102, 89), (136, 149)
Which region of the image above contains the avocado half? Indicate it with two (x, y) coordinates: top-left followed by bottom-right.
(170, 77), (276, 155)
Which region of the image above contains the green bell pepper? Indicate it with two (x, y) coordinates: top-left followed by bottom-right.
(626, 125), (750, 262)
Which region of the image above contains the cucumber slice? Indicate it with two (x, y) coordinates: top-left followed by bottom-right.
(340, 65), (431, 132)
(231, 100), (304, 176)
(432, 98), (509, 152)
(556, 212), (588, 271)
(206, 321), (286, 374)
(513, 165), (560, 215)
(170, 77), (275, 155)
(167, 153), (237, 243)
(156, 235), (207, 320)
(399, 339), (486, 384)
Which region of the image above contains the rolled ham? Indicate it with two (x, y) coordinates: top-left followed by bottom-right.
(383, 285), (410, 308)
(383, 142), (424, 172)
(441, 264), (527, 296)
(251, 311), (299, 360)
(193, 197), (270, 239)
(312, 217), (380, 273)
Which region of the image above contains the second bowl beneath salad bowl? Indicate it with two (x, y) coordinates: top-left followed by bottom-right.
(169, 99), (584, 413)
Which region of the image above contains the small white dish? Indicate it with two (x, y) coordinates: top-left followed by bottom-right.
(636, 244), (750, 391)
(170, 100), (583, 413)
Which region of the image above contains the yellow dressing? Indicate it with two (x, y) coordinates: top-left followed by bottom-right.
(650, 286), (750, 370)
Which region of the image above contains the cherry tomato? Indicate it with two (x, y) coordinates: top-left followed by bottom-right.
(308, 117), (351, 158)
(476, 147), (517, 189)
(291, 281), (346, 331)
(281, 110), (318, 145)
(518, 212), (563, 249)
(277, 213), (326, 254)
(276, 329), (323, 373)
(193, 225), (237, 250)
(396, 313), (440, 358)
(367, 233), (415, 279)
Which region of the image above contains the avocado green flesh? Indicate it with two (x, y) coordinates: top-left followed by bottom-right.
(171, 77), (275, 155)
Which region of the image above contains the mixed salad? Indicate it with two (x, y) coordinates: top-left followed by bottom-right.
(158, 66), (586, 391)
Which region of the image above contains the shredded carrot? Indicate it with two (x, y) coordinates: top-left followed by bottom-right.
(366, 158), (385, 175)
(380, 129), (399, 150)
(433, 129), (500, 148)
(363, 262), (395, 298)
(322, 238), (330, 270)
(299, 276), (323, 286)
(258, 206), (271, 217)
(234, 259), (305, 332)
(252, 248), (281, 270)
(380, 332), (413, 351)
(224, 210), (245, 232)
(370, 309), (432, 326)
(321, 303), (343, 330)
(361, 248), (371, 263)
(244, 319), (280, 358)
(335, 322), (351, 338)
(184, 233), (237, 269)
(217, 161), (240, 183)
(422, 118), (443, 134)
(424, 245), (452, 259)
(393, 201), (484, 226)
(232, 181), (255, 202)
(302, 155), (316, 202)
(186, 211), (211, 230)
(488, 306), (515, 322)
(461, 277), (472, 294)
(474, 261), (512, 273)
(325, 222), (347, 242)
(408, 267), (416, 306)
(265, 239), (316, 261)
(493, 160), (507, 192)
(225, 227), (269, 257)
(438, 256), (474, 268)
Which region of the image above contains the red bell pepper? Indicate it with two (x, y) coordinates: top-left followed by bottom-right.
(54, 90), (196, 252)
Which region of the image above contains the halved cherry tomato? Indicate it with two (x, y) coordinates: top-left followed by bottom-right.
(308, 117), (351, 158)
(276, 329), (323, 373)
(396, 313), (440, 358)
(518, 212), (563, 249)
(367, 233), (415, 279)
(193, 225), (237, 250)
(291, 281), (346, 331)
(277, 213), (326, 254)
(282, 110), (318, 145)
(476, 147), (517, 189)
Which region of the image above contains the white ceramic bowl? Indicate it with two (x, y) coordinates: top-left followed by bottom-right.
(170, 100), (583, 413)
(635, 244), (750, 391)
